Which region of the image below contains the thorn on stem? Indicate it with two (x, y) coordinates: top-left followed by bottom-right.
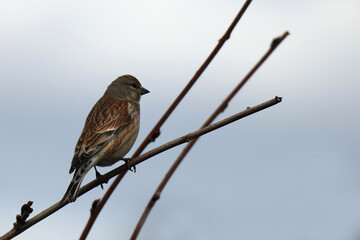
(271, 37), (281, 49)
(271, 31), (290, 49)
(275, 96), (283, 102)
(149, 128), (161, 143)
(221, 103), (228, 112)
(91, 199), (100, 215)
(152, 192), (160, 202)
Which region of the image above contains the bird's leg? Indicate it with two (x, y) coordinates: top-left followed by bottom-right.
(121, 158), (136, 173)
(94, 166), (104, 189)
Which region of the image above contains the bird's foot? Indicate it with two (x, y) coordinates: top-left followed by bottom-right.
(94, 166), (106, 189)
(121, 158), (136, 173)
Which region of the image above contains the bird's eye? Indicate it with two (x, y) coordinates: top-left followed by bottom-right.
(131, 83), (137, 88)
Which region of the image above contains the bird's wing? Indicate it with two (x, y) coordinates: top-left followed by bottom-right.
(69, 96), (131, 173)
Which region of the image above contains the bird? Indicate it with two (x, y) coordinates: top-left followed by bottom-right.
(61, 75), (149, 203)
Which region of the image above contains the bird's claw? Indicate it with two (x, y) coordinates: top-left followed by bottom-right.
(121, 158), (136, 173)
(94, 166), (104, 189)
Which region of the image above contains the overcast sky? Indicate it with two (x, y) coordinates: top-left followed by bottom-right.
(1, 0), (360, 239)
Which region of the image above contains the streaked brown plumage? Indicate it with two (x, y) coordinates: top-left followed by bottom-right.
(62, 75), (149, 202)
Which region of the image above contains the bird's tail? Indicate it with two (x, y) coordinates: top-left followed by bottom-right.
(61, 159), (97, 203)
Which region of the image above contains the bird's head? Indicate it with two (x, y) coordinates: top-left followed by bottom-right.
(105, 75), (149, 103)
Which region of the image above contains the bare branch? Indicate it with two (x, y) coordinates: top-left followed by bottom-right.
(80, 97), (281, 239)
(130, 31), (289, 239)
(132, 0), (253, 156)
(131, 97), (282, 167)
(79, 1), (253, 238)
(0, 97), (281, 240)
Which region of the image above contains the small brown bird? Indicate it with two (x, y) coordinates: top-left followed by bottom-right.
(62, 75), (149, 202)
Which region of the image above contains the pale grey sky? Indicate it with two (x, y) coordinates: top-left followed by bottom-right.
(0, 0), (360, 239)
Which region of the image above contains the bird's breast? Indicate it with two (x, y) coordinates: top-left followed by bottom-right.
(96, 102), (140, 166)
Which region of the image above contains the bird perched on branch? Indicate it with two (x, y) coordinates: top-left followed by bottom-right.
(61, 75), (149, 202)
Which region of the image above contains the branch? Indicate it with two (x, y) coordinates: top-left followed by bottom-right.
(79, 1), (253, 239)
(1, 1), (253, 238)
(0, 97), (282, 240)
(130, 97), (282, 167)
(130, 31), (289, 239)
(132, 0), (253, 156)
(80, 98), (281, 239)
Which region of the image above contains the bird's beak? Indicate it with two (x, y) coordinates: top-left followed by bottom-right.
(140, 87), (150, 95)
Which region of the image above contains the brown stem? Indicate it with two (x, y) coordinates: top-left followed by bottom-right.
(0, 97), (281, 240)
(79, 1), (253, 239)
(130, 31), (289, 240)
(132, 0), (253, 157)
(99, 98), (282, 172)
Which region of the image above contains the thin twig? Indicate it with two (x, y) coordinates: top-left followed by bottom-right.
(0, 96), (281, 240)
(79, 1), (253, 239)
(1, 1), (251, 238)
(132, 0), (253, 156)
(130, 97), (282, 167)
(130, 31), (289, 240)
